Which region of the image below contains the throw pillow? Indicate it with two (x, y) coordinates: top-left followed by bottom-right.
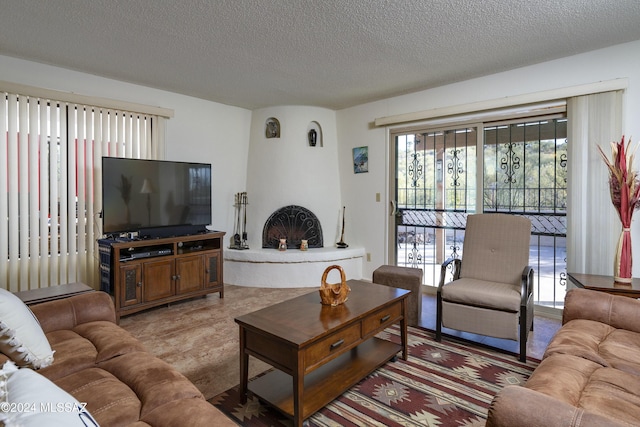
(0, 361), (98, 426)
(0, 288), (54, 369)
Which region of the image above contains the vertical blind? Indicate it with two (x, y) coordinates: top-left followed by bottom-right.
(566, 90), (623, 276)
(1, 92), (165, 291)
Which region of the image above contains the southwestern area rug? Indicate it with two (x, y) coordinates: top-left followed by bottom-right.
(209, 325), (539, 426)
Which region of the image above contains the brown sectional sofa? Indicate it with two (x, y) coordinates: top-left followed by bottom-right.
(487, 288), (640, 427)
(0, 291), (235, 426)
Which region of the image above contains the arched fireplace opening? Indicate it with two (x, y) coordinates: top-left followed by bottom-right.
(262, 205), (323, 249)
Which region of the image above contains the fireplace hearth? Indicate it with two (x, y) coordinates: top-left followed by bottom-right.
(262, 205), (323, 249)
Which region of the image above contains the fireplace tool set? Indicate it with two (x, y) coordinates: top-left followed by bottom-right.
(230, 192), (249, 250)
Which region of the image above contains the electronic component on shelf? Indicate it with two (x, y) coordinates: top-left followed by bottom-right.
(120, 248), (172, 261)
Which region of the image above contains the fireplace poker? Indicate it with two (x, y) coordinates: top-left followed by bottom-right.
(233, 192), (241, 248)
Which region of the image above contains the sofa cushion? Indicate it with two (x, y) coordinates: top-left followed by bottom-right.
(29, 291), (116, 333)
(141, 398), (240, 427)
(0, 288), (54, 369)
(54, 367), (142, 426)
(525, 353), (640, 426)
(0, 361), (98, 427)
(542, 319), (613, 366)
(36, 330), (99, 382)
(579, 367), (640, 424)
(73, 321), (147, 363)
(528, 315), (640, 426)
(37, 320), (148, 382)
(545, 318), (640, 376)
(597, 328), (640, 376)
(98, 351), (204, 418)
(525, 353), (602, 405)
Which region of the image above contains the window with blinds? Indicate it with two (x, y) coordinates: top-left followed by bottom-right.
(1, 92), (162, 291)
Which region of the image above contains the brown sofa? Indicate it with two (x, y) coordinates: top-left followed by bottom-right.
(0, 291), (235, 427)
(487, 288), (640, 427)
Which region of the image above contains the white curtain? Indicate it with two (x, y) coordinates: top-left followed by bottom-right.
(566, 90), (623, 276)
(1, 93), (165, 291)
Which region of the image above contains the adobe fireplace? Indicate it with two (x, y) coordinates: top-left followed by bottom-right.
(262, 205), (323, 249)
(226, 204), (363, 287)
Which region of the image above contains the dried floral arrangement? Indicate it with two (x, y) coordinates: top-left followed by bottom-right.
(598, 136), (640, 282)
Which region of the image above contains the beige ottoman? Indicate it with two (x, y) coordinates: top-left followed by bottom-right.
(372, 265), (423, 326)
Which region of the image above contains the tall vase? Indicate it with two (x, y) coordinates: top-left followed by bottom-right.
(614, 227), (633, 284)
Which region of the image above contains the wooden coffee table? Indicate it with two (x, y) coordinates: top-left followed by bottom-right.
(235, 280), (409, 427)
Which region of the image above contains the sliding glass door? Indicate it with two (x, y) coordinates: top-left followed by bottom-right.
(392, 126), (477, 285)
(391, 116), (568, 309)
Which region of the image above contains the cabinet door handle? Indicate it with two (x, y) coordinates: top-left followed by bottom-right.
(330, 339), (344, 350)
(380, 314), (391, 323)
(137, 282), (142, 287)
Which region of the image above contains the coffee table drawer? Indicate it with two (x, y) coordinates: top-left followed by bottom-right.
(362, 301), (402, 337)
(305, 323), (361, 369)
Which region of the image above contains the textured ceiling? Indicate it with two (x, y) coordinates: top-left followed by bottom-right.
(2, 0), (640, 110)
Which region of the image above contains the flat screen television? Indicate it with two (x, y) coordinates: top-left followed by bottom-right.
(102, 157), (212, 236)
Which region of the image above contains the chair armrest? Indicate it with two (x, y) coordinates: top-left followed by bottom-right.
(29, 291), (116, 333)
(520, 266), (534, 306)
(563, 288), (640, 332)
(487, 386), (628, 427)
(438, 257), (461, 290)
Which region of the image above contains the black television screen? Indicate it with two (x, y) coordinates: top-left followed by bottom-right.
(102, 157), (212, 235)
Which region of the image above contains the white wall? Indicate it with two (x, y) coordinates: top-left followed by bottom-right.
(337, 39), (640, 281)
(4, 38), (640, 284)
(246, 106), (341, 249)
(0, 55), (252, 239)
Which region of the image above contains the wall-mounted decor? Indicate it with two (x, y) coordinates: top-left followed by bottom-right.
(308, 129), (317, 146)
(265, 117), (280, 138)
(352, 146), (368, 173)
(307, 121), (322, 147)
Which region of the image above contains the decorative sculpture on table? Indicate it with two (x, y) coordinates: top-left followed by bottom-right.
(319, 265), (350, 306)
(598, 136), (640, 284)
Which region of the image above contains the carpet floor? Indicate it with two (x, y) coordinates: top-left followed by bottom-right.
(209, 324), (539, 426)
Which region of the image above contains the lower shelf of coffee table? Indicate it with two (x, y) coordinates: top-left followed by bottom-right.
(248, 337), (401, 420)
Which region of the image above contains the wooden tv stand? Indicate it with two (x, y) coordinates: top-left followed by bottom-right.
(100, 231), (225, 322)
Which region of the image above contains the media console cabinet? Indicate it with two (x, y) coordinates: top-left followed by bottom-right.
(99, 231), (225, 322)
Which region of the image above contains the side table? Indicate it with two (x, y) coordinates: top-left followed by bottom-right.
(13, 282), (94, 306)
(567, 272), (640, 299)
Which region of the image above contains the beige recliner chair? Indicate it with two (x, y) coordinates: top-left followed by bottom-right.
(435, 213), (534, 362)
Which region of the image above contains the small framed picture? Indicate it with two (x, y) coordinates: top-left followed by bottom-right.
(353, 146), (368, 174)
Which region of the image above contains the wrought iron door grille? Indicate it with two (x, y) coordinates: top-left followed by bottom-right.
(394, 117), (567, 309)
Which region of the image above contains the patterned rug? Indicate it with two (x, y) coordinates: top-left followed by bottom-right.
(209, 325), (539, 426)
